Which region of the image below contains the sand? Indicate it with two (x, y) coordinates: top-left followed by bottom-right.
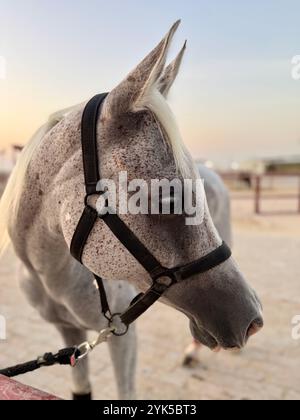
(0, 193), (299, 400)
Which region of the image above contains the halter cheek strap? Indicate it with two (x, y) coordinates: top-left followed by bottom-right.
(70, 94), (232, 333)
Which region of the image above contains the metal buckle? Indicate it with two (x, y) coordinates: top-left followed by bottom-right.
(153, 270), (178, 288)
(84, 192), (99, 208)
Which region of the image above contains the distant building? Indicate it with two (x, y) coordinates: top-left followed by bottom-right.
(265, 155), (300, 174)
(0, 151), (14, 175)
(237, 155), (300, 175)
(0, 145), (23, 181)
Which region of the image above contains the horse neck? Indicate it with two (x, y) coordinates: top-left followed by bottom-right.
(11, 109), (84, 264)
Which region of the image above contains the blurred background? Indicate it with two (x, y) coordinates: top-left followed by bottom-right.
(0, 0), (300, 400)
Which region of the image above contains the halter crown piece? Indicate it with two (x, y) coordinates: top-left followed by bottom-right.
(70, 94), (232, 336)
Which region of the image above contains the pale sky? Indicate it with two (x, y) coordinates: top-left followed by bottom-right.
(0, 0), (300, 164)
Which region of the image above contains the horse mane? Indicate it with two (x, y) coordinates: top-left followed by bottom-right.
(0, 104), (81, 255)
(136, 86), (196, 180)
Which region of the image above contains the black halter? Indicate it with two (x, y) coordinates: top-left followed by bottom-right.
(70, 94), (232, 334)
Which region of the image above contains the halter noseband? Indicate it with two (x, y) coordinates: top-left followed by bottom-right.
(70, 94), (232, 334)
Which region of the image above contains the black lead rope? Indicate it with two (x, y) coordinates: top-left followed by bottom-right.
(0, 348), (78, 378)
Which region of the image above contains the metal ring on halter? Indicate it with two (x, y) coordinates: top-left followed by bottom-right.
(109, 313), (129, 337)
(84, 193), (94, 208)
(85, 192), (110, 218)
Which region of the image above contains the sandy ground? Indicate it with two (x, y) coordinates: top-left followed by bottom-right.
(0, 195), (300, 400)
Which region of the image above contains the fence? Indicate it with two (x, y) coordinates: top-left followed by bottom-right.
(220, 172), (300, 215)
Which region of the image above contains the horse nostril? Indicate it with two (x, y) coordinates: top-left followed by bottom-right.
(247, 318), (264, 338)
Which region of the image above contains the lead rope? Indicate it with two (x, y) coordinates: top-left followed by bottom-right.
(0, 280), (118, 378)
(0, 327), (115, 378)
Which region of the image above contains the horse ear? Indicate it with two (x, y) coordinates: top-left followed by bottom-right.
(158, 41), (187, 98)
(104, 20), (181, 117)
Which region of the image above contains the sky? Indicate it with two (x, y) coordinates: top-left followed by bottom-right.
(0, 0), (300, 164)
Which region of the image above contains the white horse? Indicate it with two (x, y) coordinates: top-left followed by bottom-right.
(0, 21), (263, 400)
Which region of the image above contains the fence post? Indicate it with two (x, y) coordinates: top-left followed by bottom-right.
(254, 175), (261, 215)
(298, 176), (300, 214)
